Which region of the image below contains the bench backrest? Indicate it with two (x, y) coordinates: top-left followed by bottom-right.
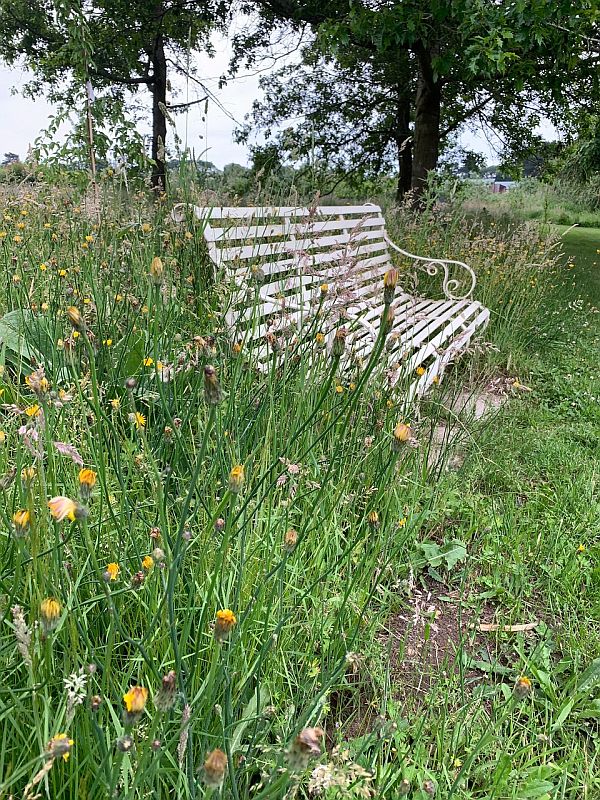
(195, 204), (394, 340)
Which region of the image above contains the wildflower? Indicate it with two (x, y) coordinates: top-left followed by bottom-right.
(129, 411), (146, 429)
(383, 268), (398, 305)
(155, 670), (177, 712)
(335, 385), (344, 394)
(110, 397), (121, 410)
(368, 510), (379, 529)
(66, 306), (85, 333)
(332, 327), (347, 358)
(203, 748), (228, 789)
(392, 422), (412, 451)
(229, 465), (244, 494)
(315, 332), (326, 349)
(21, 467), (36, 487)
(514, 675), (532, 700)
(214, 609), (237, 642)
(577, 543), (586, 553)
(287, 727), (324, 771)
(12, 509), (31, 539)
(13, 234), (22, 243)
(215, 518), (225, 533)
(0, 431), (5, 446)
(398, 517), (407, 528)
(416, 366), (426, 377)
(25, 404), (41, 417)
(204, 365), (223, 405)
(123, 685), (148, 722)
(149, 256), (164, 285)
(143, 357), (154, 367)
(131, 570), (145, 588)
(104, 562), (120, 581)
(142, 555), (154, 570)
(48, 496), (86, 522)
(78, 468), (97, 501)
(232, 341), (242, 356)
(40, 262), (47, 271)
(26, 371), (49, 395)
(47, 734), (74, 762)
(320, 283), (329, 296)
(40, 598), (61, 633)
(283, 528), (298, 552)
(125, 377), (137, 390)
(59, 269), (67, 277)
(91, 695), (102, 712)
(141, 223), (152, 233)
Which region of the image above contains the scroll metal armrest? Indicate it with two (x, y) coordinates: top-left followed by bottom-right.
(384, 233), (477, 301)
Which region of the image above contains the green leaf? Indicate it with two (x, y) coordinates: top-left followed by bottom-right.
(0, 309), (44, 363)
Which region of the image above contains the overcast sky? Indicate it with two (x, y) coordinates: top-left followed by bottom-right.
(0, 31), (522, 168)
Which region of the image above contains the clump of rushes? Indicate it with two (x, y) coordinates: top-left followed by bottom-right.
(78, 468), (97, 502)
(214, 609), (237, 642)
(203, 748), (228, 789)
(514, 675), (532, 700)
(123, 685), (148, 724)
(66, 305), (86, 333)
(149, 256), (164, 286)
(392, 422), (412, 452)
(383, 268), (398, 305)
(12, 509), (31, 537)
(332, 327), (347, 358)
(287, 727), (324, 770)
(48, 496), (87, 522)
(204, 365), (223, 405)
(229, 464), (244, 494)
(40, 598), (61, 634)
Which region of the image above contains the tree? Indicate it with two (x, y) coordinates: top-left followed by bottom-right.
(2, 152), (19, 166)
(238, 1), (600, 200)
(0, 0), (232, 190)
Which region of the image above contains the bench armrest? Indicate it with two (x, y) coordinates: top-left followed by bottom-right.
(384, 233), (477, 301)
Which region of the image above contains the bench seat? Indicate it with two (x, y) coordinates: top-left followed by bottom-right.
(174, 203), (490, 400)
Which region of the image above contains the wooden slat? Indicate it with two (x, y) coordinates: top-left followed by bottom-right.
(218, 229), (386, 263)
(201, 204), (381, 220)
(209, 216), (385, 243)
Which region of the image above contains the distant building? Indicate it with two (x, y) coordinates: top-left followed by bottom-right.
(491, 180), (518, 193)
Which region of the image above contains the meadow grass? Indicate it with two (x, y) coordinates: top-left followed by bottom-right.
(0, 183), (598, 800)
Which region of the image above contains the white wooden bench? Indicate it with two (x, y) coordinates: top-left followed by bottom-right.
(174, 203), (490, 399)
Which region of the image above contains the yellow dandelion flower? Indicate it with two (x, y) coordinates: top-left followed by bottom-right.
(13, 509), (31, 536)
(85, 235), (94, 243)
(40, 597), (61, 631)
(133, 411), (146, 429)
(141, 223), (152, 233)
(16, 222), (25, 230)
(25, 404), (40, 417)
(110, 397), (121, 410)
(143, 357), (154, 367)
(13, 235), (22, 243)
(123, 685), (148, 714)
(214, 609), (237, 641)
(40, 263), (47, 271)
(416, 366), (426, 376)
(58, 269), (67, 277)
(48, 496), (84, 523)
(48, 733), (74, 762)
(577, 543), (586, 553)
(142, 555), (154, 570)
(398, 517), (407, 528)
(335, 385), (344, 394)
(105, 562), (120, 581)
(41, 302), (49, 311)
(115, 294), (124, 302)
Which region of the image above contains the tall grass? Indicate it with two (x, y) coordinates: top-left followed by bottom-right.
(0, 180), (596, 799)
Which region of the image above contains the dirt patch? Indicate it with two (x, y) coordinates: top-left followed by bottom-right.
(382, 584), (497, 708)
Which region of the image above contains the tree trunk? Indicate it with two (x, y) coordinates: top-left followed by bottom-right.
(395, 95), (412, 202)
(151, 26), (168, 192)
(411, 60), (441, 202)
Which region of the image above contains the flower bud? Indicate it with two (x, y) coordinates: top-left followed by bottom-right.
(287, 727), (323, 771)
(203, 748), (228, 789)
(283, 528), (298, 552)
(204, 365), (223, 405)
(383, 268), (398, 305)
(155, 670), (177, 711)
(229, 464), (244, 494)
(392, 422), (412, 452)
(513, 675), (532, 700)
(149, 256), (164, 286)
(214, 609), (237, 642)
(332, 327), (347, 358)
(368, 511), (379, 529)
(66, 305), (85, 332)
